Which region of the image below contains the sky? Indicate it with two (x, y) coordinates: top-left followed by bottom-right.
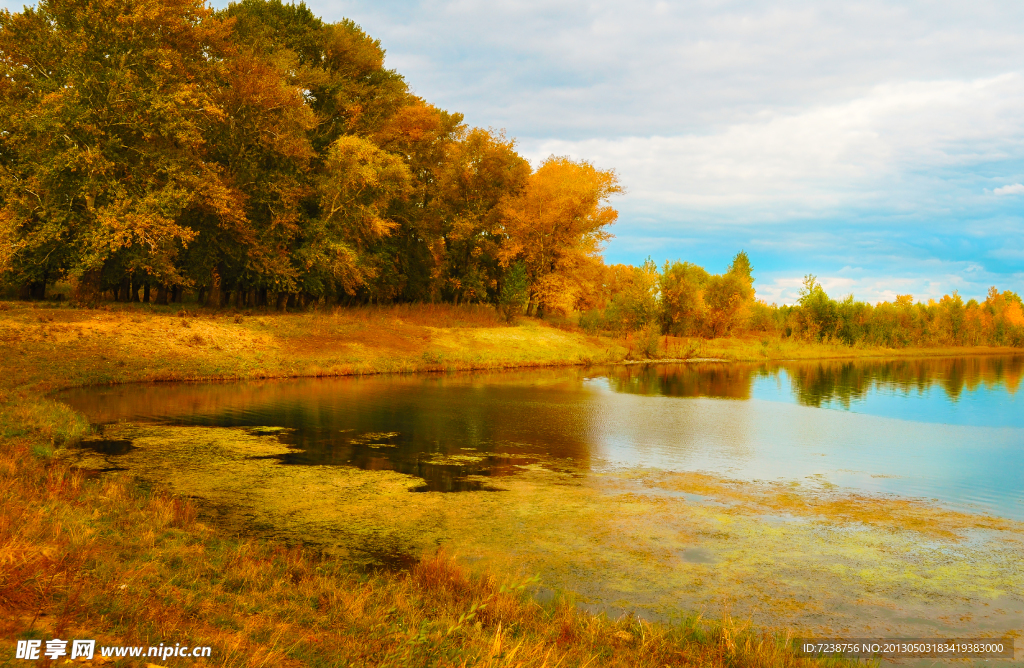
(5, 0), (1023, 304)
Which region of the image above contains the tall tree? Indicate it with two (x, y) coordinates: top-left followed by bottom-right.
(498, 156), (621, 316)
(0, 0), (243, 299)
(425, 128), (530, 304)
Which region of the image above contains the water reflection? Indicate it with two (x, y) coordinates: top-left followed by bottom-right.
(603, 363), (752, 399)
(604, 356), (1024, 409)
(785, 356), (1023, 408)
(56, 355), (1024, 517)
(61, 372), (600, 492)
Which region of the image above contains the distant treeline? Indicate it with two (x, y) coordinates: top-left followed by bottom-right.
(0, 0), (618, 315)
(582, 254), (1024, 348)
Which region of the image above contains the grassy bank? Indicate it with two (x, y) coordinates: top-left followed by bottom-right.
(11, 299), (1014, 666)
(0, 301), (630, 396)
(2, 301), (1017, 397)
(659, 332), (1022, 363)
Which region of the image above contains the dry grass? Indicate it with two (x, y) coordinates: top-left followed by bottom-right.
(0, 302), (628, 395)
(676, 334), (1022, 362)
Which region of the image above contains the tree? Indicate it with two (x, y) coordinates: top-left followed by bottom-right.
(659, 261), (710, 336)
(602, 259), (659, 333)
(497, 261), (529, 323)
(424, 128), (530, 304)
(796, 275), (838, 341)
(0, 0), (243, 299)
(703, 251), (755, 337)
(294, 135), (412, 297)
(498, 156), (621, 316)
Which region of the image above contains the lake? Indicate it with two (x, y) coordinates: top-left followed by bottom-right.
(57, 355), (1024, 656)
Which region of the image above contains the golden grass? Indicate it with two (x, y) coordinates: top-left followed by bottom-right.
(0, 302), (628, 395)
(678, 334), (1022, 362)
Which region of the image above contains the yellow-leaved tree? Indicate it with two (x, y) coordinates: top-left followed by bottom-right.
(498, 156), (621, 316)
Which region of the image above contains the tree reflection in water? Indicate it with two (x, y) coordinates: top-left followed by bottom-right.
(602, 356), (1024, 408)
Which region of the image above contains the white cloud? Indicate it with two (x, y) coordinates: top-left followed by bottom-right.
(994, 183), (1024, 195)
(756, 265), (1009, 307)
(522, 74), (1024, 218)
(291, 0), (1024, 142)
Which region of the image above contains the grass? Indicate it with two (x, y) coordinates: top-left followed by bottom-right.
(655, 333), (1022, 362)
(0, 301), (628, 395)
(11, 298), (1013, 666)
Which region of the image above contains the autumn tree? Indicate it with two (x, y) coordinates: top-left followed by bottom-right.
(498, 156), (621, 316)
(702, 251), (755, 337)
(659, 261), (710, 336)
(602, 260), (660, 333)
(0, 0), (243, 301)
(1, 0), (622, 312)
(420, 128), (531, 304)
(296, 135), (412, 298)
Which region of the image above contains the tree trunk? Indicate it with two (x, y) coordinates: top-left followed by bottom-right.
(74, 270), (102, 304)
(19, 282), (45, 300)
(116, 277), (130, 302)
(276, 292), (288, 311)
(206, 268), (221, 308)
(156, 285), (169, 305)
(143, 282), (151, 303)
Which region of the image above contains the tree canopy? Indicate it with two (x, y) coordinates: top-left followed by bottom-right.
(0, 0), (621, 309)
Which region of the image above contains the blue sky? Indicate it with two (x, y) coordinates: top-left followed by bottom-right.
(5, 0), (1023, 304)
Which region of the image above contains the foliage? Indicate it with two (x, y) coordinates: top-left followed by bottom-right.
(497, 261), (529, 323)
(657, 251), (755, 338)
(766, 282), (1024, 349)
(0, 0), (617, 311)
(0, 0), (241, 299)
(498, 156), (621, 316)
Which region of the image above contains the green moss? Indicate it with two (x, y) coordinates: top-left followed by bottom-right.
(60, 423), (1024, 640)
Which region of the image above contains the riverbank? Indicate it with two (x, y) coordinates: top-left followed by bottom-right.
(1, 301), (1019, 397)
(4, 300), (1018, 666)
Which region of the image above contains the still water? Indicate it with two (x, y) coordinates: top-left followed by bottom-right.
(60, 355), (1024, 520)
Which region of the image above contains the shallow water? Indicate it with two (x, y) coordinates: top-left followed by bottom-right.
(60, 356), (1024, 519)
(55, 356), (1024, 655)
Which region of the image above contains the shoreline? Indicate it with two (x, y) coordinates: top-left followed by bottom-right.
(1, 301), (1019, 399)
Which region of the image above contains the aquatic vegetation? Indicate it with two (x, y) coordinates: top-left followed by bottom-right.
(3, 424), (858, 667)
(60, 423), (1024, 642)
